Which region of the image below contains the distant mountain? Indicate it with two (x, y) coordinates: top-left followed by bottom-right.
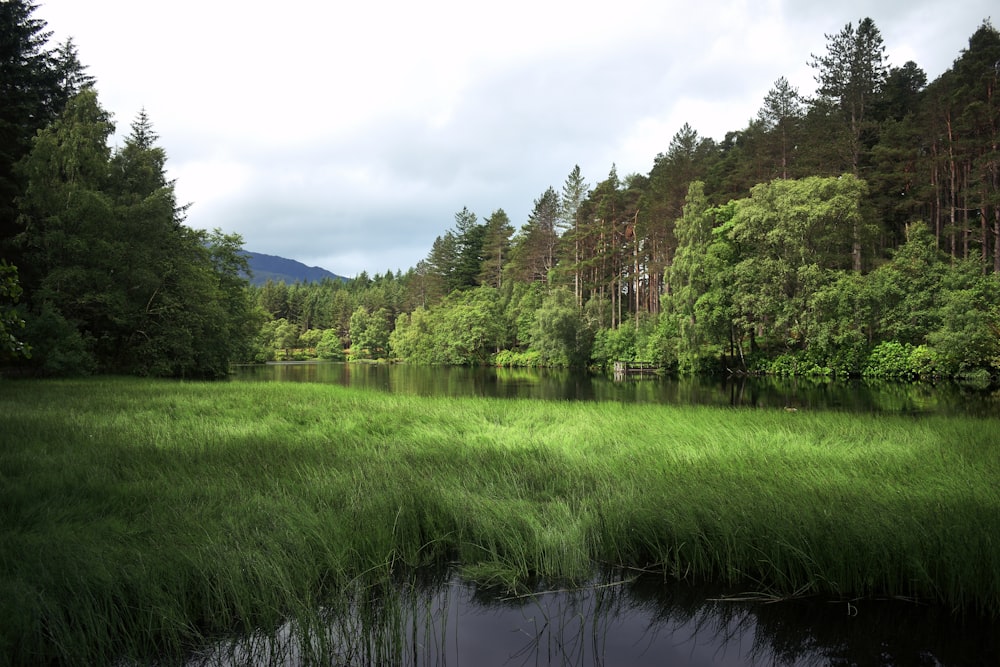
(243, 251), (346, 286)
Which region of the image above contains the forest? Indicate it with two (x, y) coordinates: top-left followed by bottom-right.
(1, 2), (999, 382)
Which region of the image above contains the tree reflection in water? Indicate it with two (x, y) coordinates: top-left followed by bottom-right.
(187, 568), (998, 666)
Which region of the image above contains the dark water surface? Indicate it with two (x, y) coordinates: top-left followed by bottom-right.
(190, 573), (999, 667)
(230, 361), (1000, 416)
(221, 363), (1000, 665)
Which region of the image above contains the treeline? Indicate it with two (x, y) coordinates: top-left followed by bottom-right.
(0, 1), (260, 377)
(3, 7), (999, 381)
(251, 18), (1000, 382)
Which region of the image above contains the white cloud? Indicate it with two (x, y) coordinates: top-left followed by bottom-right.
(36, 0), (998, 276)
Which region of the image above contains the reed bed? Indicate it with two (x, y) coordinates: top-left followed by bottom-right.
(1, 377), (997, 665)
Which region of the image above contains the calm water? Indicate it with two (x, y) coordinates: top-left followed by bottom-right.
(230, 361), (1000, 416)
(221, 363), (1000, 665)
(190, 572), (999, 667)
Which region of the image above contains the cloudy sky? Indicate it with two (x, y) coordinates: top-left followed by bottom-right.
(38, 0), (995, 277)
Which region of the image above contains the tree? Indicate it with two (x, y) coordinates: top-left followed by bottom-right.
(757, 76), (804, 179)
(426, 231), (458, 295)
(809, 17), (889, 175)
(15, 89), (114, 372)
(728, 175), (870, 350)
(865, 221), (948, 345)
(809, 18), (889, 274)
(478, 208), (513, 289)
(349, 306), (390, 359)
(452, 206), (484, 290)
(315, 328), (345, 361)
(0, 260), (29, 360)
(875, 61), (927, 122)
(15, 93), (257, 376)
(439, 287), (504, 363)
(557, 165), (589, 304)
(668, 182), (715, 367)
(0, 2), (91, 257)
(928, 264), (1000, 375)
(645, 124), (716, 301)
(529, 287), (590, 366)
(508, 187), (560, 284)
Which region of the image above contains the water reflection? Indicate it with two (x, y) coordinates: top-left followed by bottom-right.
(188, 571), (999, 666)
(230, 362), (1000, 417)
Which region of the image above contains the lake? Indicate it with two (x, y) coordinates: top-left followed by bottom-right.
(230, 361), (1000, 416)
(221, 362), (1000, 665)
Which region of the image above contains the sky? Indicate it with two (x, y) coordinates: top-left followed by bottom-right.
(37, 0), (995, 278)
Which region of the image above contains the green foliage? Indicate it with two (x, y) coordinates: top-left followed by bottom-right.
(927, 264), (1000, 376)
(315, 328), (345, 360)
(866, 222), (947, 344)
(438, 287), (503, 364)
(0, 1), (92, 256)
(493, 349), (543, 367)
(529, 287), (589, 367)
(20, 303), (94, 375)
(7, 13), (1000, 384)
(349, 306), (391, 360)
(862, 341), (942, 380)
(0, 261), (29, 360)
(389, 287), (503, 365)
(3, 379), (1000, 662)
(13, 92), (257, 377)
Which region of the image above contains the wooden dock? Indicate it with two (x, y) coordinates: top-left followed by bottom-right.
(612, 361), (660, 379)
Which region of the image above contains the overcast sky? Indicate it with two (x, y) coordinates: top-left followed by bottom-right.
(38, 0), (995, 278)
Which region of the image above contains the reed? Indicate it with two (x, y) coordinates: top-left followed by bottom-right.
(1, 377), (997, 664)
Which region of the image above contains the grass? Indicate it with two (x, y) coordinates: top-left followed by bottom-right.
(1, 377), (998, 664)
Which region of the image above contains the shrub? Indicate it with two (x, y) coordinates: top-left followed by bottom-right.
(864, 341), (916, 380)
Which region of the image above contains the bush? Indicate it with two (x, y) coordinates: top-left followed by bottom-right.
(494, 349), (543, 367)
(863, 342), (941, 381)
(316, 329), (346, 361)
(21, 305), (95, 376)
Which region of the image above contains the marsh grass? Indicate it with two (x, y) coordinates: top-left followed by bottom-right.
(1, 377), (998, 664)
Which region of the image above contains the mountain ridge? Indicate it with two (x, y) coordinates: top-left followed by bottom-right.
(242, 251), (346, 286)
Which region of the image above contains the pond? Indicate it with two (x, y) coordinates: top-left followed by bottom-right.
(221, 363), (1000, 665)
(189, 571), (998, 666)
(230, 361), (1000, 416)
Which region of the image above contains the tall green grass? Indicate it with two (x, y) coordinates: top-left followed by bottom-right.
(1, 377), (998, 664)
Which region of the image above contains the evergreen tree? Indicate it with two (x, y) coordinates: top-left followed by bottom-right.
(809, 17), (889, 177)
(478, 208), (513, 289)
(452, 206), (484, 289)
(16, 92), (256, 376)
(557, 165), (589, 305)
(757, 76), (803, 179)
(508, 187), (560, 284)
(427, 231), (458, 295)
(0, 1), (90, 256)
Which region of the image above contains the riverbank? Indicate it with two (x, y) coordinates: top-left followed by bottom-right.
(2, 377), (998, 664)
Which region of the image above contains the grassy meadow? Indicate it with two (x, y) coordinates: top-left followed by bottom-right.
(1, 377), (998, 665)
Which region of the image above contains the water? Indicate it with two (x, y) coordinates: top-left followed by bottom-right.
(188, 572), (999, 666)
(220, 363), (1000, 665)
(230, 361), (1000, 416)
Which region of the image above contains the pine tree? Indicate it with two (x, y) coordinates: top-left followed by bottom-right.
(478, 208), (513, 289)
(809, 17), (889, 176)
(0, 0), (65, 253)
(557, 165), (589, 305)
(508, 187), (560, 284)
(757, 76), (803, 179)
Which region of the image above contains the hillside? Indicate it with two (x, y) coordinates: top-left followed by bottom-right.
(243, 251), (346, 286)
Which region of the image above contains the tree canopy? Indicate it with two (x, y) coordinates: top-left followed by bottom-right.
(3, 9), (999, 381)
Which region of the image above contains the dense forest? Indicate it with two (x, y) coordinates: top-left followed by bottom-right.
(0, 1), (258, 377)
(2, 3), (999, 381)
